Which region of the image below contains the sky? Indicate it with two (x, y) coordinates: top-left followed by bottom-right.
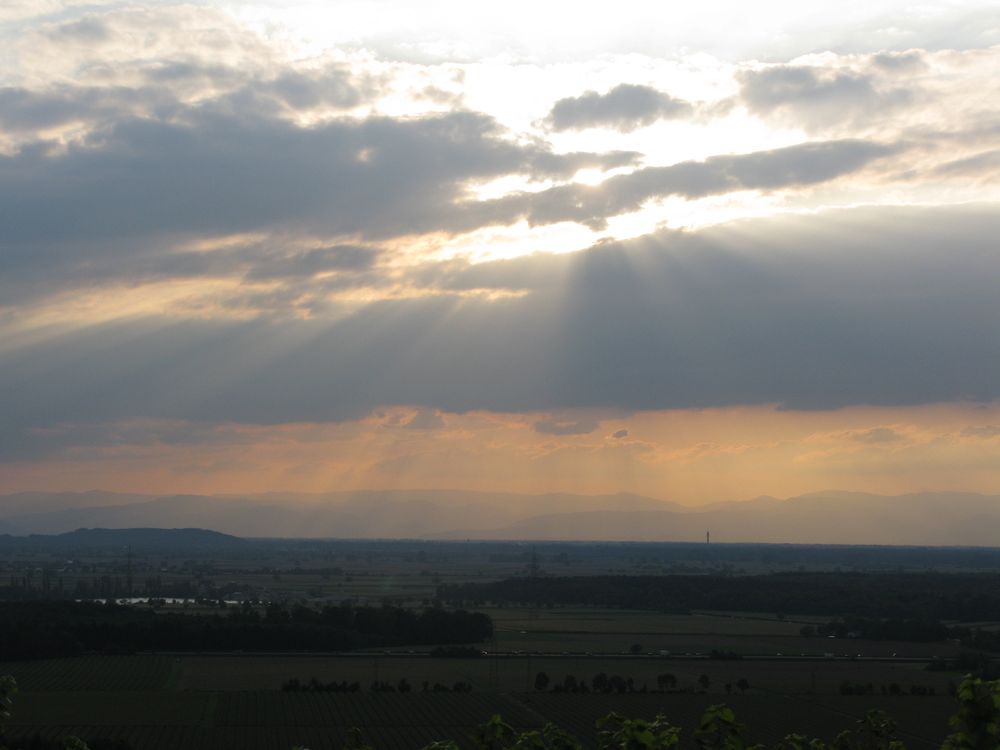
(1, 0), (999, 504)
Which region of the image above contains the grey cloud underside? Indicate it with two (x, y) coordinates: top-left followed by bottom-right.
(462, 140), (898, 231)
(403, 408), (445, 430)
(241, 244), (380, 280)
(0, 109), (579, 245)
(0, 62), (372, 133)
(738, 63), (913, 131)
(0, 104), (636, 235)
(0, 87), (894, 298)
(533, 417), (601, 436)
(0, 107), (639, 299)
(870, 51), (927, 72)
(932, 149), (1000, 178)
(3, 204), (999, 457)
(547, 83), (694, 132)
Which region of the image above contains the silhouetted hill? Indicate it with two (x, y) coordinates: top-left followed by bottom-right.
(0, 527), (244, 552)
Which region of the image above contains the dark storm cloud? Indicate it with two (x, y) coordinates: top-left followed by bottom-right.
(4, 204), (999, 457)
(546, 84), (694, 132)
(738, 64), (912, 130)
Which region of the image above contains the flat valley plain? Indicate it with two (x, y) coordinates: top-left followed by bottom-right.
(0, 630), (964, 750)
(2, 537), (998, 749)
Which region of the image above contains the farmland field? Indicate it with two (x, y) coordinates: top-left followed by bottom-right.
(0, 655), (175, 691)
(0, 603), (975, 750)
(484, 607), (961, 659)
(1, 540), (994, 749)
(2, 686), (958, 750)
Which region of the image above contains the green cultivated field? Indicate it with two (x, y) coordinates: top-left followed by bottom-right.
(1, 542), (994, 750)
(2, 685), (957, 750)
(0, 655), (175, 691)
(0, 644), (967, 750)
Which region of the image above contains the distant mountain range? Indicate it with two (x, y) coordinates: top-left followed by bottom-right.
(0, 489), (998, 545)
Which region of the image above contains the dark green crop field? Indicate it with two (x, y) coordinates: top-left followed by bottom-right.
(2, 688), (958, 750)
(0, 654), (965, 750)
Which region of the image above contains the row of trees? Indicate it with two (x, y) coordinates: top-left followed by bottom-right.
(838, 681), (943, 696)
(281, 678), (474, 693)
(803, 617), (1000, 657)
(442, 572), (1000, 622)
(532, 672), (750, 695)
(802, 618), (951, 642)
(0, 601), (493, 661)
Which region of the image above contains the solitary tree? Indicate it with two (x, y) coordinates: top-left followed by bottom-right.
(534, 671), (550, 691)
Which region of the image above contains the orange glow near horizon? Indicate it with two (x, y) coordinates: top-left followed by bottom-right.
(3, 402), (999, 504)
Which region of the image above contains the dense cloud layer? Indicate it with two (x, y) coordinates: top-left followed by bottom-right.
(0, 93), (899, 303)
(3, 2), (1000, 479)
(0, 106), (639, 302)
(4, 204), (999, 456)
(0, 108), (626, 247)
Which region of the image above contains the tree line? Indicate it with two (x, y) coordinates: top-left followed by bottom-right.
(0, 601), (493, 661)
(441, 572), (1000, 621)
(803, 616), (1000, 657)
(282, 677), (474, 693)
(529, 671), (750, 695)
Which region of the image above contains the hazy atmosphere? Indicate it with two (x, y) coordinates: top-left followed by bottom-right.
(8, 7), (1000, 750)
(3, 0), (1000, 536)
